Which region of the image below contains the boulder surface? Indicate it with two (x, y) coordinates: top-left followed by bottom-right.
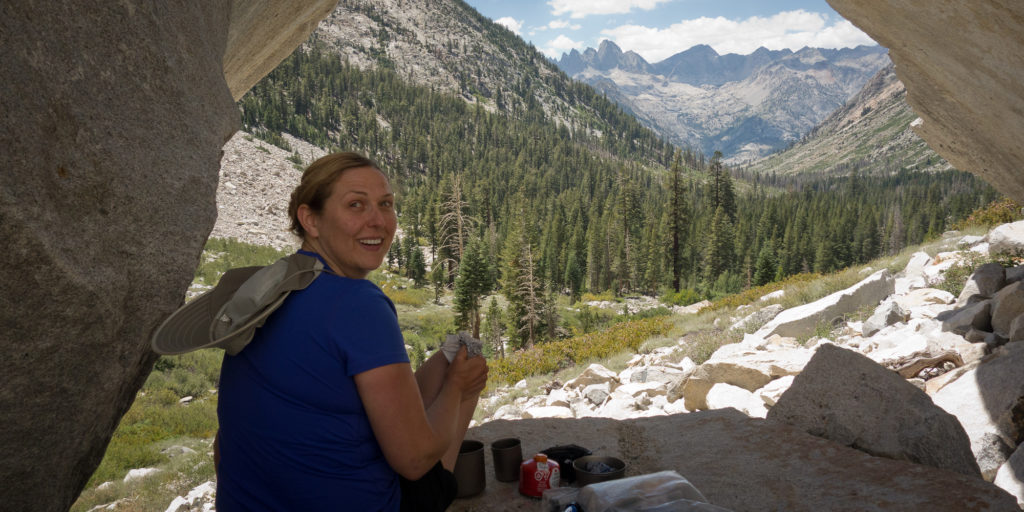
(0, 2), (334, 510)
(767, 344), (980, 477)
(828, 0), (1024, 203)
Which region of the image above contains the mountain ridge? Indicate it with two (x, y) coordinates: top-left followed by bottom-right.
(556, 40), (890, 162)
(746, 63), (952, 176)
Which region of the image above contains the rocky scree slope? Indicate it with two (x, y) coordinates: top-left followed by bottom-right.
(313, 0), (607, 129)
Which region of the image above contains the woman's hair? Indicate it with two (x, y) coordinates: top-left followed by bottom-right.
(288, 152), (381, 239)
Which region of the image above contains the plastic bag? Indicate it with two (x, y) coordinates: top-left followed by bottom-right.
(540, 487), (580, 512)
(576, 470), (733, 512)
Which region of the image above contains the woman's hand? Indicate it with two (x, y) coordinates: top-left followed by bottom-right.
(445, 345), (488, 401)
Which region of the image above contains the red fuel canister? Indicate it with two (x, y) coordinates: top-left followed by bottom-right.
(519, 453), (560, 498)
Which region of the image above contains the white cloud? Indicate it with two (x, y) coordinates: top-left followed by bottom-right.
(601, 10), (877, 62)
(547, 19), (581, 30)
(548, 0), (672, 19)
(495, 16), (523, 35)
(541, 34), (584, 59)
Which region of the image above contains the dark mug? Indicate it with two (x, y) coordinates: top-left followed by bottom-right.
(453, 440), (485, 498)
(490, 438), (523, 482)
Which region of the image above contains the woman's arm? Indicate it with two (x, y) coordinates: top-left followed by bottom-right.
(355, 346), (487, 479)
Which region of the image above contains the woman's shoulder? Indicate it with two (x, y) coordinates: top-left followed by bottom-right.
(311, 275), (395, 311)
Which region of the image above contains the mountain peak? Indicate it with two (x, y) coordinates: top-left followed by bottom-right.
(597, 39), (623, 55)
(684, 44), (719, 58)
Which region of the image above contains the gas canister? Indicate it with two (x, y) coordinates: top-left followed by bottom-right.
(518, 453), (560, 498)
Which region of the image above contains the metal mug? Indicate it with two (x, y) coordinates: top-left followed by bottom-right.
(490, 437), (523, 482)
(453, 440), (486, 498)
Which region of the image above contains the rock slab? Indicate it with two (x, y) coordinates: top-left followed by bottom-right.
(755, 270), (894, 339)
(450, 411), (1017, 511)
(767, 344), (981, 477)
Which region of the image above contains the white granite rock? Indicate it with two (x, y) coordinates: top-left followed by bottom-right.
(706, 383), (769, 418)
(957, 262), (1006, 306)
(993, 443), (1024, 508)
(564, 364), (619, 391)
(583, 383), (610, 406)
(522, 405), (574, 419)
(986, 221), (1024, 255)
(933, 342), (1024, 480)
(546, 388), (571, 408)
(123, 467), (161, 483)
(991, 281), (1024, 337)
(755, 270), (894, 339)
(757, 376), (796, 407)
(682, 343), (814, 411)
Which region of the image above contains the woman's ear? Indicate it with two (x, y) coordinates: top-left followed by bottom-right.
(296, 204), (319, 239)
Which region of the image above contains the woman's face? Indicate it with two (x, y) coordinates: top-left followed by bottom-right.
(300, 166), (397, 279)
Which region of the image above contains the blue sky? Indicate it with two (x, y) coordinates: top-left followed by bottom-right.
(463, 0), (878, 62)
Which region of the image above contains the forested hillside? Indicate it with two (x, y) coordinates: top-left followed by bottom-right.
(747, 63), (951, 176)
(238, 4), (998, 350)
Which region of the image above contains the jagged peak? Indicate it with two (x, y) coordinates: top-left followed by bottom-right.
(597, 39), (623, 55)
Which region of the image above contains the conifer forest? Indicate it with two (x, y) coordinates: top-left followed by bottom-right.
(239, 42), (998, 350)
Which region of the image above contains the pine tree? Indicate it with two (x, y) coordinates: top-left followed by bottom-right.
(453, 237), (492, 338)
(705, 206), (735, 284)
(407, 243), (427, 286)
(482, 297), (505, 359)
(439, 174), (475, 279)
(753, 240), (777, 286)
(706, 151), (736, 222)
(515, 242), (543, 348)
(668, 151), (689, 291)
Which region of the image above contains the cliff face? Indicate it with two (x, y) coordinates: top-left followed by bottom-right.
(828, 0), (1024, 202)
(0, 2), (334, 510)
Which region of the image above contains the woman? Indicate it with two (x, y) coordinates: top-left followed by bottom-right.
(215, 152), (488, 511)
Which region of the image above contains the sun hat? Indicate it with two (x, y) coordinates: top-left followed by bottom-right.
(151, 252), (328, 355)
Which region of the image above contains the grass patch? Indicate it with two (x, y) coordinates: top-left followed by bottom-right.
(676, 328), (743, 365)
(84, 350), (221, 489)
(72, 437), (216, 512)
(194, 237), (290, 286)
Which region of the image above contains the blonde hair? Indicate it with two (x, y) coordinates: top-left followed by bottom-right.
(288, 152), (381, 239)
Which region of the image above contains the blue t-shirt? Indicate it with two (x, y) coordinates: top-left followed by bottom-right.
(216, 251), (410, 511)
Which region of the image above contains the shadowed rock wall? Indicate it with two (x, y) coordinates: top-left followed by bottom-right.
(0, 1), (334, 510)
(829, 0), (1024, 202)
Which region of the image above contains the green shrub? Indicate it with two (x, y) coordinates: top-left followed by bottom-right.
(934, 251), (1024, 297)
(707, 272), (822, 312)
(381, 284), (432, 306)
(659, 288), (703, 306)
(562, 305), (616, 335)
(579, 290), (616, 303)
(399, 308), (455, 352)
(488, 316), (671, 386)
(952, 197), (1023, 230)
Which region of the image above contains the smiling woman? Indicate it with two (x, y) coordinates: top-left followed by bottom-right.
(215, 152), (489, 511)
(292, 155), (397, 279)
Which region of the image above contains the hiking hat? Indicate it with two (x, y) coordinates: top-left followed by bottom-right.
(151, 252), (327, 355)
